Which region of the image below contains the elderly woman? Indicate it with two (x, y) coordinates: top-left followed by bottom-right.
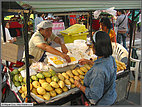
(23, 20), (71, 64)
(74, 31), (117, 105)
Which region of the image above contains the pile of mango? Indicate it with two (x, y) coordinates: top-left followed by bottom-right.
(18, 64), (92, 101)
(115, 59), (126, 72)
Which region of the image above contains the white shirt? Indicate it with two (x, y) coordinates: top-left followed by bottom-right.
(1, 25), (12, 42)
(34, 17), (43, 32)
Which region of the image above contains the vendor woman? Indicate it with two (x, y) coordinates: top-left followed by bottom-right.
(23, 20), (71, 64)
(74, 31), (117, 105)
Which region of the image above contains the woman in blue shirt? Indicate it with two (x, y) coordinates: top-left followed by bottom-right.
(74, 31), (117, 105)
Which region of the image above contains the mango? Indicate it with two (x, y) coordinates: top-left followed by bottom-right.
(19, 75), (23, 82)
(43, 92), (50, 100)
(36, 73), (44, 79)
(77, 69), (85, 75)
(46, 77), (52, 83)
(11, 69), (19, 75)
(31, 88), (38, 95)
(21, 82), (25, 85)
(71, 84), (76, 88)
(51, 75), (59, 82)
(62, 86), (68, 92)
(74, 76), (80, 81)
(64, 79), (71, 85)
(42, 72), (51, 78)
(21, 92), (27, 99)
(57, 73), (65, 81)
(31, 75), (38, 81)
(19, 87), (23, 93)
(72, 70), (79, 76)
(49, 69), (56, 76)
(21, 83), (32, 91)
(66, 70), (74, 77)
(58, 81), (65, 88)
(79, 75), (84, 80)
(39, 79), (46, 84)
(62, 73), (69, 79)
(55, 88), (62, 94)
(69, 78), (75, 84)
(14, 74), (19, 82)
(84, 64), (91, 70)
(18, 67), (25, 72)
(80, 67), (88, 72)
(37, 87), (46, 95)
(49, 90), (57, 97)
(14, 81), (21, 87)
(41, 82), (53, 91)
(32, 81), (40, 88)
(50, 81), (59, 88)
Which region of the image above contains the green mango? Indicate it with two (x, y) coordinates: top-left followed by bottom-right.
(14, 74), (19, 82)
(42, 72), (51, 78)
(13, 77), (16, 83)
(49, 69), (56, 76)
(18, 67), (25, 72)
(21, 82), (25, 85)
(31, 75), (38, 81)
(51, 75), (59, 82)
(14, 81), (21, 87)
(11, 69), (19, 75)
(19, 75), (23, 82)
(36, 73), (44, 79)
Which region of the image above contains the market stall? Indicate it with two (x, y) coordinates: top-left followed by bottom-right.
(1, 0), (141, 105)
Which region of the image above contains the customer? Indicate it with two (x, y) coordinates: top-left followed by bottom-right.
(116, 10), (128, 49)
(23, 20), (71, 64)
(100, 17), (115, 42)
(74, 31), (117, 105)
(34, 13), (44, 32)
(1, 22), (16, 43)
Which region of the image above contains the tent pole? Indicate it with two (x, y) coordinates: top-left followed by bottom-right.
(127, 10), (135, 70)
(89, 11), (93, 41)
(23, 12), (31, 103)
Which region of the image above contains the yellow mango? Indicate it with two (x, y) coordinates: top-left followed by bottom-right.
(32, 81), (40, 88)
(58, 81), (65, 88)
(50, 90), (57, 97)
(84, 64), (91, 70)
(50, 81), (59, 88)
(37, 87), (46, 95)
(72, 70), (79, 76)
(79, 75), (84, 80)
(80, 67), (88, 73)
(71, 84), (76, 88)
(31, 88), (38, 95)
(69, 77), (75, 83)
(39, 79), (46, 84)
(57, 73), (65, 81)
(46, 77), (52, 83)
(64, 79), (71, 85)
(62, 73), (69, 79)
(74, 76), (80, 81)
(55, 88), (63, 94)
(81, 80), (84, 85)
(43, 92), (50, 100)
(77, 69), (85, 75)
(66, 70), (74, 78)
(62, 86), (68, 92)
(41, 82), (53, 91)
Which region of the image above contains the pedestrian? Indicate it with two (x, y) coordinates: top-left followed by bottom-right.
(1, 22), (17, 43)
(34, 13), (44, 32)
(100, 17), (115, 42)
(74, 31), (117, 105)
(116, 10), (128, 49)
(23, 20), (71, 64)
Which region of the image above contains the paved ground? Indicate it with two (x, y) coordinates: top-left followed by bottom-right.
(3, 29), (141, 105)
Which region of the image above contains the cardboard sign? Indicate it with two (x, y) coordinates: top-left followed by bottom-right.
(1, 42), (18, 63)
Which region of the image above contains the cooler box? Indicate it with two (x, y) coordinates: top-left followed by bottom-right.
(60, 24), (88, 43)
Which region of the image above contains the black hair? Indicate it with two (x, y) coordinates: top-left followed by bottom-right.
(100, 17), (112, 29)
(117, 9), (125, 14)
(37, 13), (43, 17)
(93, 31), (112, 58)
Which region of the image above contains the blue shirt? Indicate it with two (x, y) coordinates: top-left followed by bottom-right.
(84, 56), (117, 105)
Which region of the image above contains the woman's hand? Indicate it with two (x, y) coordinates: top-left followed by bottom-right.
(78, 59), (89, 65)
(74, 80), (81, 88)
(61, 44), (68, 54)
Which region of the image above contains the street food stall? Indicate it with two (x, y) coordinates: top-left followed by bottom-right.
(1, 0), (141, 105)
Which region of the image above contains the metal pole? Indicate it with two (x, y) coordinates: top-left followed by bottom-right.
(23, 12), (31, 103)
(89, 11), (93, 41)
(127, 10), (135, 70)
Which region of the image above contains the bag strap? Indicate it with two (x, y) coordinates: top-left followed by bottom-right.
(118, 15), (126, 27)
(95, 58), (116, 105)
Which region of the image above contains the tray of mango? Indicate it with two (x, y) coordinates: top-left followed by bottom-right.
(47, 55), (78, 68)
(115, 59), (126, 72)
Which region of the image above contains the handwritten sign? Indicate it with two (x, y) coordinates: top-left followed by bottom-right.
(1, 42), (18, 63)
(52, 22), (65, 35)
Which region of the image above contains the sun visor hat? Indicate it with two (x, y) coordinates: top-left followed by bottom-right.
(93, 30), (100, 43)
(37, 20), (53, 30)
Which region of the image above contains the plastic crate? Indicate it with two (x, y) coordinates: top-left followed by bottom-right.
(61, 32), (88, 43)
